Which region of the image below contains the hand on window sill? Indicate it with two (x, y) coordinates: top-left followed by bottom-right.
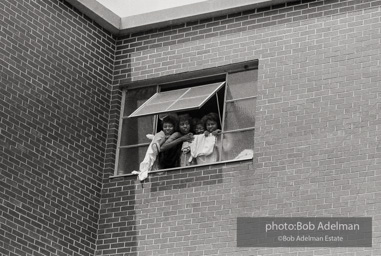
(212, 129), (221, 136)
(204, 130), (221, 137)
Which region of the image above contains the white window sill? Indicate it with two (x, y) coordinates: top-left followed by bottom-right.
(109, 157), (253, 179)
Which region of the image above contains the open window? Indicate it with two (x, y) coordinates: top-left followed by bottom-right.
(114, 61), (257, 176)
(128, 82), (225, 118)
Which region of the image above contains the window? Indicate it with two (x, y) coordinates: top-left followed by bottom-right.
(114, 61), (257, 176)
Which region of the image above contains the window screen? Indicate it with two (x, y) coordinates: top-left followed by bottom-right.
(128, 82), (225, 118)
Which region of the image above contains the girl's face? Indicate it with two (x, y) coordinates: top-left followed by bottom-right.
(163, 122), (175, 136)
(206, 120), (218, 132)
(179, 120), (190, 134)
(194, 124), (205, 134)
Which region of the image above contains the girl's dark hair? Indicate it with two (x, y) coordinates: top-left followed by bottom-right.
(201, 112), (220, 128)
(161, 114), (178, 130)
(178, 113), (192, 123)
(192, 118), (203, 127)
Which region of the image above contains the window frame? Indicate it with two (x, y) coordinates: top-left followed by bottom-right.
(128, 81), (226, 118)
(112, 60), (258, 178)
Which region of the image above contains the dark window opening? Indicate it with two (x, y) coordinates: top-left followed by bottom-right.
(114, 61), (257, 177)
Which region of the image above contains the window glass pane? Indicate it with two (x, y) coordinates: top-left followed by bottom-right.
(182, 82), (224, 97)
(168, 96), (209, 111)
(147, 88), (188, 104)
(220, 129), (254, 161)
(129, 102), (170, 117)
(120, 117), (154, 146)
(223, 98), (256, 131)
(123, 87), (157, 117)
(121, 87), (156, 146)
(226, 69), (257, 100)
(129, 82), (224, 117)
(117, 146), (149, 175)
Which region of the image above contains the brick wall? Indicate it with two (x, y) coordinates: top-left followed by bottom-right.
(0, 0), (115, 255)
(101, 0), (381, 255)
(1, 0), (380, 255)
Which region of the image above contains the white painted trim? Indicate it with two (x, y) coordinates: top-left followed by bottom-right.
(65, 0), (291, 35)
(109, 157), (253, 179)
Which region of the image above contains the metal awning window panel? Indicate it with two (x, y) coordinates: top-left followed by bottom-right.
(128, 82), (225, 118)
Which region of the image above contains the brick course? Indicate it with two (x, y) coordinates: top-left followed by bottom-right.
(1, 0), (115, 255)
